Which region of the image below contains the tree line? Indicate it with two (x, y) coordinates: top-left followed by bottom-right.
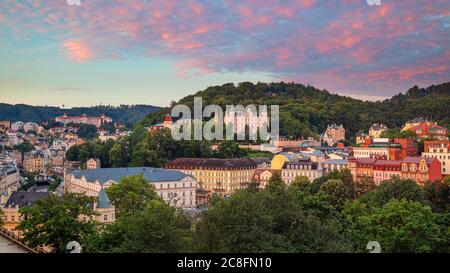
(66, 128), (271, 168)
(139, 82), (450, 141)
(5, 171), (449, 253)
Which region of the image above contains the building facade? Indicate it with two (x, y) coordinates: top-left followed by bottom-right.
(0, 121), (11, 131)
(0, 164), (20, 205)
(349, 156), (442, 184)
(55, 113), (112, 127)
(400, 157), (442, 184)
(402, 118), (448, 140)
(2, 192), (49, 237)
(86, 158), (101, 169)
(321, 124), (345, 146)
(422, 140), (450, 177)
(352, 138), (417, 160)
(323, 159), (348, 174)
(65, 167), (196, 209)
(281, 158), (323, 184)
(23, 151), (46, 173)
(373, 160), (402, 185)
(369, 123), (388, 139)
(165, 158), (270, 196)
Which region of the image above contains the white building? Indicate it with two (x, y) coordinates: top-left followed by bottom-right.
(64, 167), (197, 209)
(422, 141), (450, 176)
(0, 164), (20, 205)
(322, 159), (348, 174)
(23, 122), (39, 133)
(222, 107), (269, 136)
(11, 122), (24, 132)
(6, 132), (19, 147)
(281, 158), (323, 184)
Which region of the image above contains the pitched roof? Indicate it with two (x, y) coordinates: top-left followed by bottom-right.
(324, 159), (348, 165)
(402, 157), (435, 165)
(373, 160), (402, 166)
(165, 158), (264, 169)
(97, 189), (113, 209)
(70, 167), (192, 184)
(4, 192), (49, 208)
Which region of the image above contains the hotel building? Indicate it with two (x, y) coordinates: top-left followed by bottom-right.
(165, 158), (270, 196)
(23, 150), (46, 174)
(55, 113), (112, 128)
(65, 167), (196, 209)
(422, 140), (450, 177)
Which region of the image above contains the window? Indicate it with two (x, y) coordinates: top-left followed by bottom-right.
(104, 215), (108, 221)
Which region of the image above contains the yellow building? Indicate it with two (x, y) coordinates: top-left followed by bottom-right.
(23, 151), (45, 173)
(165, 158), (270, 196)
(2, 192), (49, 237)
(2, 191), (115, 241)
(369, 123), (388, 139)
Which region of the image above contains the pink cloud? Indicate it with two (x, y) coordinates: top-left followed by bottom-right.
(0, 0), (449, 96)
(62, 41), (93, 62)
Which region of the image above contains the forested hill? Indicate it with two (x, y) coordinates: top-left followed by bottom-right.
(139, 81), (450, 139)
(0, 104), (160, 126)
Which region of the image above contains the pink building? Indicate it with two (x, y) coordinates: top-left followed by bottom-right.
(55, 113), (112, 127)
(373, 160), (402, 185)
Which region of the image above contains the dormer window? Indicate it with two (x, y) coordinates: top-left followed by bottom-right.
(402, 164), (408, 172)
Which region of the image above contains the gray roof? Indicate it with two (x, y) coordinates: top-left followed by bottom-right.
(70, 167), (192, 185)
(4, 192), (49, 208)
(97, 189), (113, 209)
(324, 159), (348, 165)
(0, 164), (18, 176)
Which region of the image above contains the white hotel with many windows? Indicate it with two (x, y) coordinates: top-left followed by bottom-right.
(64, 167), (197, 209)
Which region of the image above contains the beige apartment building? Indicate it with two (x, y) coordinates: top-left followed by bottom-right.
(165, 158), (270, 196)
(23, 151), (46, 173)
(2, 192), (49, 237)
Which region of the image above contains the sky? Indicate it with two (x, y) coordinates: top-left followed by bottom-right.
(0, 0), (449, 107)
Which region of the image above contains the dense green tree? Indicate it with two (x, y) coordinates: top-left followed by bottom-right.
(359, 178), (425, 208)
(109, 139), (129, 167)
(105, 174), (159, 217)
(319, 179), (352, 210)
(423, 178), (450, 212)
(90, 200), (192, 253)
(342, 199), (443, 253)
(0, 104), (159, 125)
(312, 169), (355, 198)
(99, 122), (116, 134)
(139, 82), (450, 141)
(66, 145), (80, 161)
(14, 140), (33, 155)
(76, 124), (98, 139)
(399, 130), (418, 139)
(289, 176), (311, 193)
(217, 140), (242, 158)
(355, 177), (376, 197)
(17, 193), (98, 253)
(194, 173), (352, 253)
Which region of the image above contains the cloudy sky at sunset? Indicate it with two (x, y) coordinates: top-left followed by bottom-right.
(0, 0), (449, 107)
